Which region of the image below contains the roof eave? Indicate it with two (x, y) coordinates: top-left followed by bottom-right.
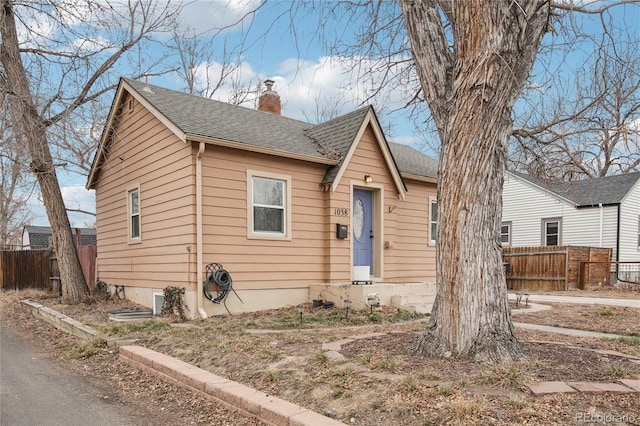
(401, 173), (438, 184)
(187, 134), (339, 165)
(86, 80), (128, 189)
(575, 202), (620, 209)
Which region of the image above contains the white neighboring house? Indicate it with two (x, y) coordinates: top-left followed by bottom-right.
(501, 171), (640, 270)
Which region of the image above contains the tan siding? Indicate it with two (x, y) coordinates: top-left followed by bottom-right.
(200, 145), (330, 290)
(334, 125), (436, 282)
(389, 179), (436, 281)
(93, 94), (197, 291)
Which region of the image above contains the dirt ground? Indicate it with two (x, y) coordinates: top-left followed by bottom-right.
(1, 287), (639, 426)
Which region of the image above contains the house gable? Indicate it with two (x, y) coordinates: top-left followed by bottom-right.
(619, 173), (640, 205)
(313, 107), (407, 200)
(507, 172), (576, 208)
(618, 174), (640, 262)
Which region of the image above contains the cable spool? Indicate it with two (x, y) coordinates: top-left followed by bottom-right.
(204, 263), (243, 314)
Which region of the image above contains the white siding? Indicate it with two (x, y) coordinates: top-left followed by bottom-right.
(618, 179), (640, 262)
(502, 173), (618, 257)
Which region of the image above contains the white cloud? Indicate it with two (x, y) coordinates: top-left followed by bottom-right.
(27, 186), (95, 228)
(178, 0), (261, 34)
(61, 186), (95, 214)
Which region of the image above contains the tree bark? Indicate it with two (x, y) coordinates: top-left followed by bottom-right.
(1, 0), (89, 303)
(400, 0), (550, 363)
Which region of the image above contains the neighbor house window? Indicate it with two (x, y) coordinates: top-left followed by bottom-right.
(542, 218), (561, 246)
(501, 222), (511, 247)
(247, 170), (291, 239)
(429, 196), (437, 245)
(127, 185), (141, 243)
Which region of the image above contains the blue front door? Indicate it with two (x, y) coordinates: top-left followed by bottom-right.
(353, 189), (373, 273)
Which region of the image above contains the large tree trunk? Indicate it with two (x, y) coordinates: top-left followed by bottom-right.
(1, 0), (89, 303)
(400, 0), (550, 363)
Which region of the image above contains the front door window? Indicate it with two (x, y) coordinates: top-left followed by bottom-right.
(353, 199), (365, 240)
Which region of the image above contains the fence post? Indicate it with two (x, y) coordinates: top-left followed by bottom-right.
(50, 248), (61, 295)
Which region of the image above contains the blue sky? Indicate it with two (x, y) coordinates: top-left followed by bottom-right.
(26, 0), (639, 227)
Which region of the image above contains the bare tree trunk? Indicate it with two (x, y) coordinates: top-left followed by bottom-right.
(400, 0), (550, 363)
(1, 0), (88, 303)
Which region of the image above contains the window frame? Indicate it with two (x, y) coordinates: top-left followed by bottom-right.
(500, 222), (512, 247)
(637, 215), (640, 251)
(541, 217), (562, 246)
(428, 196), (437, 246)
(247, 170), (292, 240)
(127, 184), (141, 244)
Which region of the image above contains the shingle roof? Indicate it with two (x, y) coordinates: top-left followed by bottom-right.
(389, 143), (439, 179)
(124, 78), (325, 160)
(511, 171), (640, 206)
(120, 78), (438, 182)
(23, 226), (97, 248)
(305, 107), (371, 157)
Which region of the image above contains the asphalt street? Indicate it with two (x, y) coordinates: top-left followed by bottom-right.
(0, 323), (145, 426)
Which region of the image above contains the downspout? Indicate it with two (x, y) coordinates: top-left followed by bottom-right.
(196, 142), (208, 319)
(615, 204), (621, 281)
(598, 203), (603, 247)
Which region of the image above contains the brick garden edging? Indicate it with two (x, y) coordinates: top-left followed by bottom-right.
(119, 346), (346, 426)
(20, 299), (346, 426)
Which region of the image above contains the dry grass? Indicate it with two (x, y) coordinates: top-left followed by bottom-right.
(2, 288), (639, 425)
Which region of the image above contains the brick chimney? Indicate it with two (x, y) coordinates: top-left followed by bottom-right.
(258, 79), (281, 115)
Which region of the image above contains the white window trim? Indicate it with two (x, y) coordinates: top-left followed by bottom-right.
(127, 183), (141, 244)
(501, 222), (512, 247)
(542, 217), (562, 246)
(247, 170), (292, 240)
(428, 196), (437, 246)
(637, 215), (640, 251)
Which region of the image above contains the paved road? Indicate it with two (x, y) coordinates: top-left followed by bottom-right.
(0, 323), (146, 426)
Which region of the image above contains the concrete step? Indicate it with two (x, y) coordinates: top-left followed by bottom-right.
(390, 295), (435, 314)
(399, 303), (433, 314)
(391, 294), (435, 305)
(310, 282), (437, 311)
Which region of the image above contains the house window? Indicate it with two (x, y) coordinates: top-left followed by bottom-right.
(637, 216), (640, 250)
(501, 222), (511, 246)
(127, 185), (141, 242)
(247, 170), (292, 240)
(429, 196), (437, 245)
(542, 218), (561, 246)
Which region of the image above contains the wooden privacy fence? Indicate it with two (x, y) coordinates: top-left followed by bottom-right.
(77, 244), (97, 292)
(0, 248), (52, 291)
(503, 246), (612, 291)
(1, 246), (97, 292)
